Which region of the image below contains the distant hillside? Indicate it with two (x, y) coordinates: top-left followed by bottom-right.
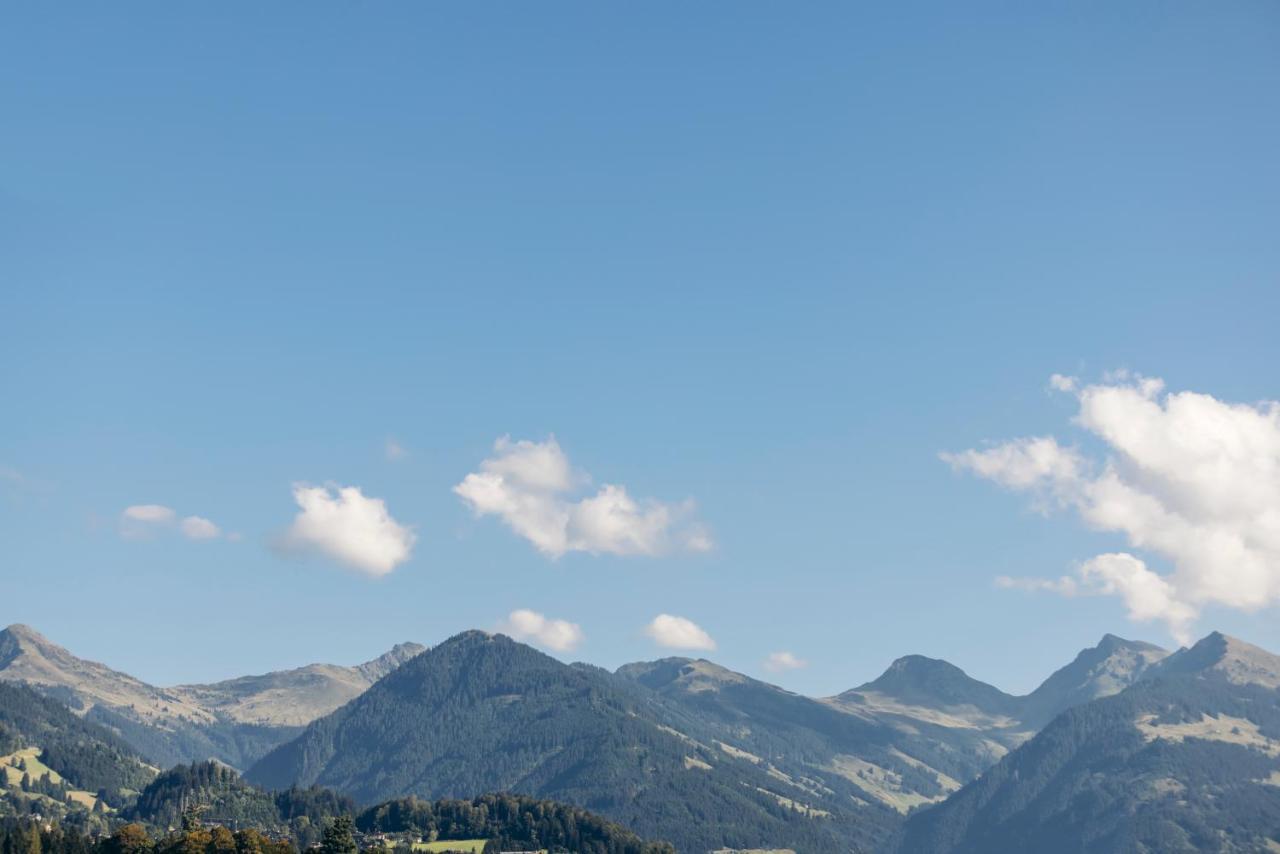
(0, 624), (423, 769)
(167, 642), (425, 728)
(617, 656), (982, 815)
(247, 631), (897, 853)
(0, 680), (156, 822)
(890, 632), (1280, 853)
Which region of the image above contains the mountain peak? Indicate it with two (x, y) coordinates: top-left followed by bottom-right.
(1150, 631), (1280, 689)
(849, 654), (1017, 715)
(2, 623), (46, 641)
(356, 641), (427, 682)
(615, 657), (746, 693)
(1019, 633), (1168, 726)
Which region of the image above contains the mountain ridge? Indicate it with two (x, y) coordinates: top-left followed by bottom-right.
(0, 624), (424, 768)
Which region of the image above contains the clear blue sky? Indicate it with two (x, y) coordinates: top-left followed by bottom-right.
(3, 2), (1278, 696)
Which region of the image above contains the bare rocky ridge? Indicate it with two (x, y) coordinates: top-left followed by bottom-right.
(169, 642), (426, 726)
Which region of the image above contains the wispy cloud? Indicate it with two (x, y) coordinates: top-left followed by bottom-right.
(385, 438), (408, 461)
(454, 436), (712, 558)
(180, 516), (221, 540)
(946, 373), (1280, 644)
(123, 504), (176, 524)
(120, 504), (228, 542)
(762, 651), (808, 673)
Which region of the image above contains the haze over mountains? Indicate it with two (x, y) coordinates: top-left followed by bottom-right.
(5, 621), (1280, 852)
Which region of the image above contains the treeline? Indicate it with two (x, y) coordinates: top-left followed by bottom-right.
(0, 819), (293, 854)
(357, 794), (674, 854)
(118, 765), (673, 853)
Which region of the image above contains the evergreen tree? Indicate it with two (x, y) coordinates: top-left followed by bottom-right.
(319, 818), (355, 854)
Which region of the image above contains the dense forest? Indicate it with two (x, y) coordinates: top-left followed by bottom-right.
(248, 631), (892, 853)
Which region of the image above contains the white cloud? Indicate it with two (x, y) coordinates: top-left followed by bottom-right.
(281, 484), (415, 576)
(385, 438), (407, 461)
(945, 374), (1280, 643)
(180, 516), (221, 540)
(645, 614), (716, 651)
(454, 436), (712, 558)
(499, 609), (584, 652)
(120, 504), (228, 542)
(123, 504), (176, 524)
(763, 651), (808, 672)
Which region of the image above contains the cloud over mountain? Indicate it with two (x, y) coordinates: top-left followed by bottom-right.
(281, 484), (415, 576)
(645, 614), (716, 651)
(946, 373), (1280, 643)
(763, 651), (808, 672)
(498, 609), (584, 652)
(454, 436), (712, 558)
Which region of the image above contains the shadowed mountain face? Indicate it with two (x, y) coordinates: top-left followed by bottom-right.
(0, 624), (424, 769)
(247, 631), (900, 854)
(891, 632), (1280, 854)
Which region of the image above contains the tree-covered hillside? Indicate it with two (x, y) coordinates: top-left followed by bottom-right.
(248, 631), (896, 852)
(891, 644), (1280, 853)
(125, 762), (352, 847)
(0, 680), (155, 824)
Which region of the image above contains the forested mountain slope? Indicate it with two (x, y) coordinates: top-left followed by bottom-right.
(891, 632), (1280, 854)
(248, 631), (900, 853)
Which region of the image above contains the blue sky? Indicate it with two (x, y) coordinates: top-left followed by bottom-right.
(3, 2), (1279, 696)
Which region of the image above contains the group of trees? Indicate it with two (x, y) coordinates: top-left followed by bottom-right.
(357, 794), (673, 854)
(125, 763), (353, 850)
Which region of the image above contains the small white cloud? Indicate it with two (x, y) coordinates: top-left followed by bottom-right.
(455, 436), (712, 558)
(947, 373), (1280, 642)
(1049, 373), (1078, 393)
(385, 438), (408, 461)
(180, 516), (221, 541)
(763, 651), (808, 673)
(645, 614), (716, 651)
(499, 609), (584, 652)
(123, 504), (176, 524)
(281, 484), (415, 577)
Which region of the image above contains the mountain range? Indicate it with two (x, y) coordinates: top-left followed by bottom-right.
(0, 624), (424, 769)
(891, 632), (1280, 853)
(4, 622), (1279, 852)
